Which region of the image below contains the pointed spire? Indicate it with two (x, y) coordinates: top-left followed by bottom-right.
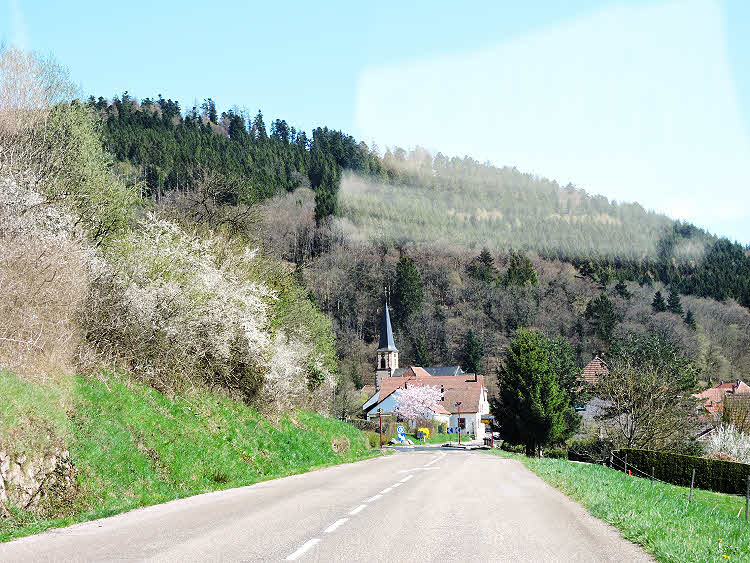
(378, 303), (398, 351)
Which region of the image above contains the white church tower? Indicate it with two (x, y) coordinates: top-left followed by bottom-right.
(375, 303), (398, 390)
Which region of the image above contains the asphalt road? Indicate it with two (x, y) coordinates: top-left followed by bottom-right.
(1, 448), (652, 562)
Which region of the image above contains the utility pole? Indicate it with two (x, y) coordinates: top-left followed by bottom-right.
(378, 408), (383, 449)
(455, 402), (462, 446)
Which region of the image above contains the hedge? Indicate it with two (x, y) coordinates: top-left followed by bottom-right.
(616, 448), (750, 495)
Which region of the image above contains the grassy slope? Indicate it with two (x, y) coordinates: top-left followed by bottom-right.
(1, 371), (377, 542)
(491, 451), (749, 562)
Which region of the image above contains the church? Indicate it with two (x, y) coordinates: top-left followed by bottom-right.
(362, 304), (490, 437)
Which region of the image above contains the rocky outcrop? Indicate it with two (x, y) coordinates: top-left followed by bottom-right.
(0, 447), (75, 516)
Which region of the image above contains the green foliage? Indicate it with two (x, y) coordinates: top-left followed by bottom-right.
(412, 333), (430, 366)
(467, 248), (498, 283)
(544, 448), (568, 459)
(584, 292), (620, 343)
(496, 329), (577, 455)
(568, 438), (612, 463)
(514, 453), (750, 562)
(392, 255), (424, 329)
(666, 290), (683, 317)
(618, 448), (750, 495)
(0, 373), (375, 542)
(652, 290), (667, 312)
(504, 250), (538, 288)
(500, 442), (526, 454)
(684, 309), (696, 330)
(460, 329), (483, 374)
(614, 279), (631, 299)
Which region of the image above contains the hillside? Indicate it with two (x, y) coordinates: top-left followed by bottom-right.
(0, 46), (371, 538)
(0, 370), (372, 542)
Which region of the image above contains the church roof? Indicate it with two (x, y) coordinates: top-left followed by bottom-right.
(377, 303), (398, 351)
(423, 366), (464, 377)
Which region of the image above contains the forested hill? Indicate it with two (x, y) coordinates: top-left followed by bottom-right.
(91, 93), (750, 309)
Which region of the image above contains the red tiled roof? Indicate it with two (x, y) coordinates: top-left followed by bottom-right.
(693, 381), (750, 415)
(377, 366), (486, 414)
(578, 356), (609, 386)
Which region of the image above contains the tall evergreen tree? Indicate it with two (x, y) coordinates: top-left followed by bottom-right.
(652, 290), (667, 313)
(392, 255), (424, 329)
(667, 290), (684, 317)
(614, 279), (631, 300)
(413, 333), (430, 366)
(584, 292), (620, 343)
(495, 329), (577, 456)
(504, 250), (538, 287)
(684, 309), (697, 330)
(460, 329), (483, 374)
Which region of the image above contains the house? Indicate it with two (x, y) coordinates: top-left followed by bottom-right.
(578, 355), (608, 387)
(575, 356), (610, 438)
(693, 380), (750, 418)
(364, 304), (490, 436)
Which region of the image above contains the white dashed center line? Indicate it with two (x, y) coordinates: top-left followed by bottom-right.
(392, 482), (402, 488)
(424, 453), (446, 467)
(285, 538), (320, 560)
(365, 494), (382, 502)
(324, 518), (348, 533)
(399, 474), (414, 483)
(379, 487), (392, 494)
(349, 504), (367, 515)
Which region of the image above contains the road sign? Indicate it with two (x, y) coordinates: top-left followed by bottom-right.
(447, 427), (453, 434)
(397, 426), (405, 434)
(480, 415), (494, 424)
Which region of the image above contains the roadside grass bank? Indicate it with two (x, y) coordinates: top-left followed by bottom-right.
(489, 450), (750, 562)
(1, 371), (378, 543)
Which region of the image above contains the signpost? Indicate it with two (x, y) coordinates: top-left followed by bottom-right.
(397, 425), (406, 442)
(455, 402), (462, 446)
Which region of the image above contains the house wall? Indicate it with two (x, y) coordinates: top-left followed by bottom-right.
(448, 413), (484, 437)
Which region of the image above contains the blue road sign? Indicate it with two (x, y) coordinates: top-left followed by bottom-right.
(397, 426), (405, 434)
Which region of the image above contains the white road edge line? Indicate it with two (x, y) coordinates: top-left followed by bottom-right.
(399, 474), (414, 483)
(349, 504), (367, 515)
(392, 482), (402, 488)
(324, 518), (349, 533)
(365, 494), (382, 502)
(285, 538), (321, 560)
(379, 487), (392, 494)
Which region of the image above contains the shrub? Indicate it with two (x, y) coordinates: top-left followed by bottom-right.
(544, 448), (568, 459)
(501, 442), (525, 454)
(707, 424), (750, 464)
(365, 431), (381, 448)
(618, 448), (750, 495)
(568, 438), (612, 463)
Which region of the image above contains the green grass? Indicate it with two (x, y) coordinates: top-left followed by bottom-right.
(490, 451), (750, 562)
(1, 372), (378, 543)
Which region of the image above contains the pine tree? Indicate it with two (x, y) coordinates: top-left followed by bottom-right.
(460, 329), (483, 373)
(667, 290), (683, 317)
(614, 279), (631, 300)
(413, 333), (430, 366)
(495, 329), (575, 456)
(684, 309), (697, 330)
(504, 250), (538, 287)
(392, 256), (424, 329)
(652, 290), (667, 313)
(584, 292), (620, 343)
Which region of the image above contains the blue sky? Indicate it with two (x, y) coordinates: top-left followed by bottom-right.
(2, 0), (749, 243)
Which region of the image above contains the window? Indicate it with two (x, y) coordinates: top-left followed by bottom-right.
(458, 417), (466, 429)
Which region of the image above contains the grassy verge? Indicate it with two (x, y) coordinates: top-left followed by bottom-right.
(489, 451), (749, 562)
(1, 372), (379, 543)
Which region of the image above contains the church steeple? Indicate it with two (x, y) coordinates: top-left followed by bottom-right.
(375, 303), (399, 390)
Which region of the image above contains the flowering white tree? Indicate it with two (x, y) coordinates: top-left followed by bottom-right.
(393, 385), (443, 421)
(707, 424), (750, 464)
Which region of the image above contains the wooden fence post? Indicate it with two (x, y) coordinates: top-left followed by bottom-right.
(688, 468), (696, 505)
(609, 451), (613, 469)
(624, 452), (628, 475)
(651, 467), (655, 487)
(745, 475), (749, 521)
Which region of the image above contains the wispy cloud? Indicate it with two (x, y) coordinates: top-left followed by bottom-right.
(9, 0), (29, 50)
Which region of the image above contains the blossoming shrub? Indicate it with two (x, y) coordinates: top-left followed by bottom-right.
(81, 215), (336, 412)
(707, 424), (750, 464)
(0, 178), (90, 380)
